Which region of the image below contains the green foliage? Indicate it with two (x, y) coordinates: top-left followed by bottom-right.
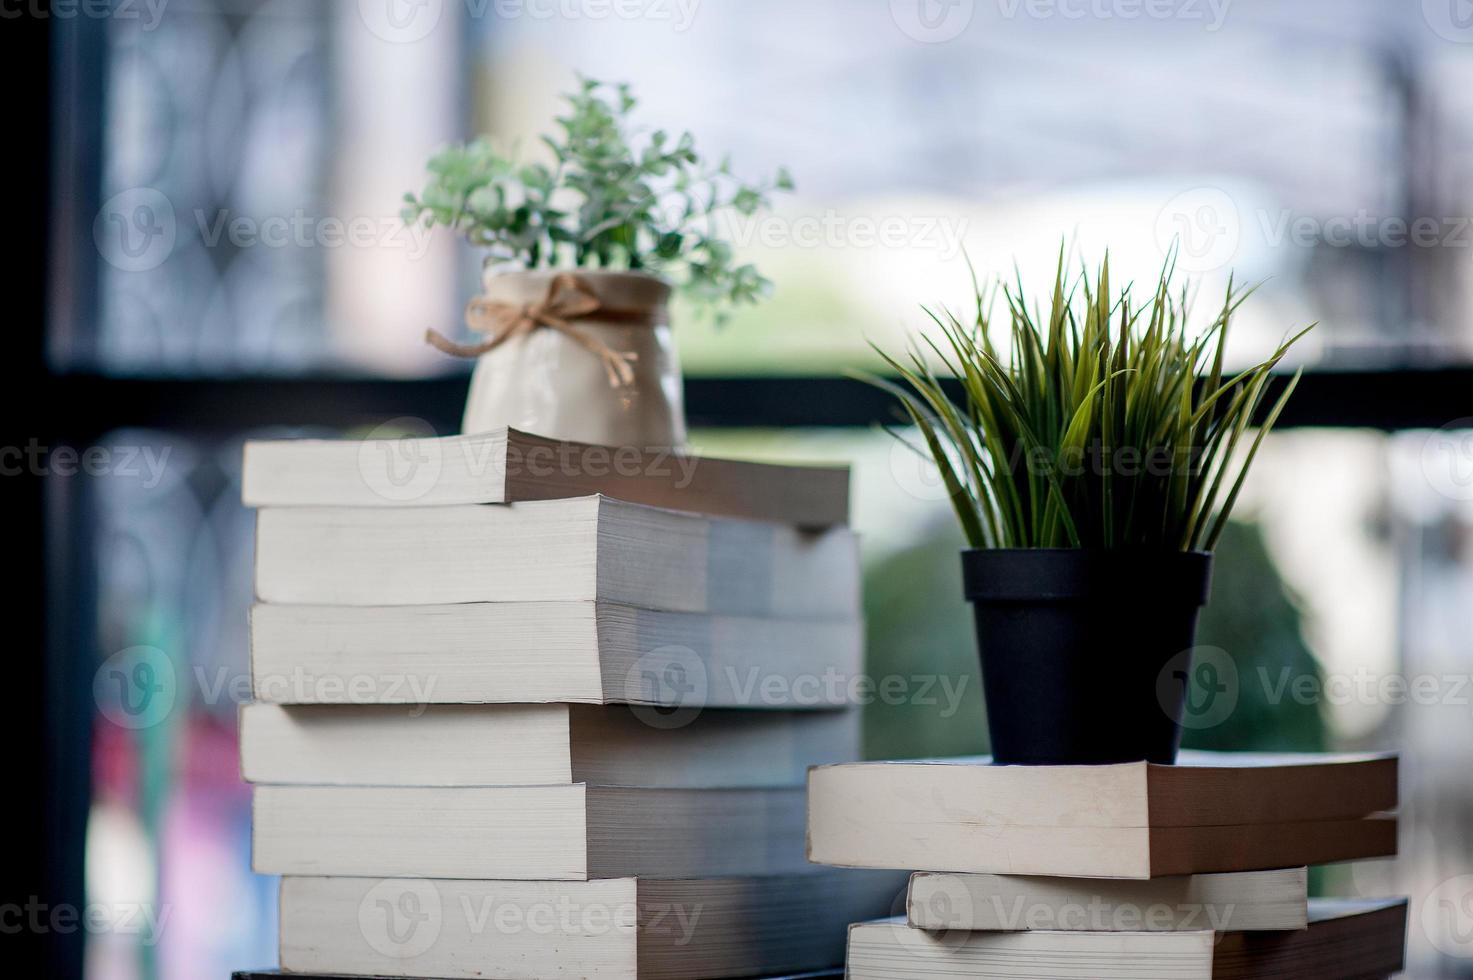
(859, 246), (1312, 551)
(1187, 520), (1328, 753)
(402, 76), (792, 320)
(861, 524), (988, 759)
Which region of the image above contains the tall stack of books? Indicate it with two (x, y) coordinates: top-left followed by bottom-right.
(238, 427), (904, 980)
(808, 752), (1408, 979)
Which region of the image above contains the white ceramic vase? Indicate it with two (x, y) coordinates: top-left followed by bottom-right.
(460, 269), (688, 450)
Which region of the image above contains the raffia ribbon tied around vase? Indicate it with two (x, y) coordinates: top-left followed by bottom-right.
(426, 272), (658, 387)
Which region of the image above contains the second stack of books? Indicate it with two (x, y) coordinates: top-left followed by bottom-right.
(238, 427), (904, 979)
(808, 751), (1408, 979)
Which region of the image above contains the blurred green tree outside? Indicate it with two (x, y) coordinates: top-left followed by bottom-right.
(860, 519), (1327, 759)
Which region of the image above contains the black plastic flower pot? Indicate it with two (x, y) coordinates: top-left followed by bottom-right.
(961, 548), (1214, 766)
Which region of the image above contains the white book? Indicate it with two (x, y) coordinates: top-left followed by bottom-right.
(906, 869), (1308, 932)
(847, 899), (1408, 980)
(243, 426), (850, 527)
(253, 784), (807, 880)
(847, 918), (1212, 980)
(253, 496), (859, 617)
(807, 753), (1398, 878)
(279, 869), (906, 980)
(239, 702), (859, 788)
(248, 600), (859, 707)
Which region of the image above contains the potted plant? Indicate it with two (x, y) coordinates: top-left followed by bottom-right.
(403, 77), (792, 449)
(862, 250), (1310, 765)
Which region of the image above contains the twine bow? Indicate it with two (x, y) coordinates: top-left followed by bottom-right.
(426, 272), (643, 387)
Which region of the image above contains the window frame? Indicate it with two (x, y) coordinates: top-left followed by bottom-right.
(25, 7), (1473, 976)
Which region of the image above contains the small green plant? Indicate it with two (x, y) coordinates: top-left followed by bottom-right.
(402, 76), (792, 319)
(860, 248), (1311, 551)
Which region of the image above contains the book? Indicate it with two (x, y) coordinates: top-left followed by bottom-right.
(236, 973), (845, 980)
(253, 784), (808, 879)
(846, 898), (1407, 980)
(239, 702), (859, 788)
(906, 868), (1308, 932)
(235, 973), (845, 980)
(237, 966), (848, 972)
(807, 752), (1398, 878)
(253, 496), (859, 617)
(1208, 899), (1407, 978)
(243, 426), (850, 527)
(277, 871), (903, 980)
(248, 600), (859, 708)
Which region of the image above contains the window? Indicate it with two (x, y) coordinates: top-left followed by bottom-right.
(34, 2), (1473, 976)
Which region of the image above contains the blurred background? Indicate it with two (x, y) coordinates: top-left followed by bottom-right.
(14, 0), (1473, 976)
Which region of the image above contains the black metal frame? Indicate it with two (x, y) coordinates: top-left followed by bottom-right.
(37, 368), (1473, 440)
(10, 6), (83, 978)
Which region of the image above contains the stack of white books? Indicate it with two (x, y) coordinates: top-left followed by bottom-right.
(239, 427), (904, 980)
(807, 752), (1409, 980)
